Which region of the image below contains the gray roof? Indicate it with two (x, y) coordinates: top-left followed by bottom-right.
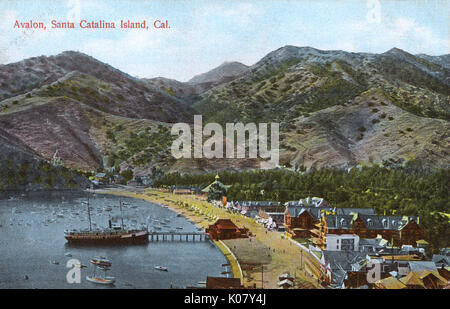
(359, 238), (389, 248)
(441, 248), (450, 256)
(326, 215), (354, 229)
(286, 206), (333, 220)
(322, 251), (368, 287)
(323, 251), (367, 272)
(408, 261), (438, 272)
(432, 255), (450, 267)
(335, 208), (375, 215)
(236, 201), (281, 207)
(326, 213), (417, 231)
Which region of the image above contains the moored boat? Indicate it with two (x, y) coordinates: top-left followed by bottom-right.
(64, 195), (148, 244)
(86, 275), (115, 285)
(90, 257), (112, 268)
(155, 266), (168, 271)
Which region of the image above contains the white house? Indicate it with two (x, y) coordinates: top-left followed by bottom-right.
(325, 234), (360, 251)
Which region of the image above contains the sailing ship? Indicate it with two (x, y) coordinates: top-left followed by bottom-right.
(64, 193), (149, 244)
(87, 257), (115, 285)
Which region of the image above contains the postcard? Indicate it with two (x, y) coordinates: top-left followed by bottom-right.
(0, 0), (448, 295)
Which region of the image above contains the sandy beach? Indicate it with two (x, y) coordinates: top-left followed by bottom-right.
(99, 187), (323, 289)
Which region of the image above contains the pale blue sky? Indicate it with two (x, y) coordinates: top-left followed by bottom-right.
(0, 0), (448, 81)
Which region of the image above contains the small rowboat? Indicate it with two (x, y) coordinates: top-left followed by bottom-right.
(86, 275), (115, 285)
(155, 266), (168, 272)
(90, 257), (112, 268)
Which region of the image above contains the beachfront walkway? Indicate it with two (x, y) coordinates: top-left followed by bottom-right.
(100, 188), (323, 289)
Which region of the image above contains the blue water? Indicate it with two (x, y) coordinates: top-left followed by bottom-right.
(0, 191), (228, 288)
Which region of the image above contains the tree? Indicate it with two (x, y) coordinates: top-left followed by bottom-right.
(207, 181), (228, 202)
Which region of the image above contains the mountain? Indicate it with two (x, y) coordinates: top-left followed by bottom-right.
(0, 127), (89, 191)
(188, 61), (249, 84)
(0, 51), (193, 122)
(0, 46), (448, 187)
(193, 46), (449, 125)
(279, 88), (448, 170)
(0, 51), (194, 176)
(144, 61), (249, 106)
(192, 46), (449, 170)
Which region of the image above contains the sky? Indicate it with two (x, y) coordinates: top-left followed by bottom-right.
(0, 0), (448, 81)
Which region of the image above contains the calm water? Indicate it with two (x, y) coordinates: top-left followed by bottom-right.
(0, 191), (228, 289)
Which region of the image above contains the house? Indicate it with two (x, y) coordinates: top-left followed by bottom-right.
(205, 219), (249, 240)
(437, 266), (450, 281)
(325, 234), (360, 251)
(278, 279), (294, 289)
(205, 277), (243, 289)
(235, 201), (285, 219)
(345, 259), (407, 289)
(285, 206), (332, 238)
(408, 261), (438, 272)
(399, 270), (448, 289)
(432, 248), (450, 268)
(359, 235), (390, 253)
(173, 188), (192, 194)
(94, 172), (109, 184)
(111, 174), (124, 184)
(399, 271), (426, 289)
(314, 211), (424, 248)
(278, 272), (294, 282)
(284, 197), (330, 208)
(322, 251), (368, 288)
(374, 276), (407, 289)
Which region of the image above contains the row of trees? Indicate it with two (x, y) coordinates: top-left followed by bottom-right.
(155, 167), (449, 252)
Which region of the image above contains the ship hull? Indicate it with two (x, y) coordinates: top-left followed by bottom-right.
(65, 232), (149, 244)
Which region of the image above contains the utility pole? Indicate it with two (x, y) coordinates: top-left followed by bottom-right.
(301, 249), (303, 268)
(261, 265), (264, 289)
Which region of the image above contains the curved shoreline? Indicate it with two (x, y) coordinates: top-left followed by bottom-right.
(98, 187), (323, 289)
(98, 188), (246, 284)
(214, 240), (244, 283)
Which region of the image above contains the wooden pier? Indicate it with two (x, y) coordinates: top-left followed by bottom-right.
(149, 232), (209, 242)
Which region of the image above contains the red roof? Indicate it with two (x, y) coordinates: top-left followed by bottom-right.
(214, 219), (239, 229)
(206, 277), (242, 289)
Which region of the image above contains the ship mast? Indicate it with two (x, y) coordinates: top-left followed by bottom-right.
(119, 198), (124, 229)
(87, 190), (92, 231)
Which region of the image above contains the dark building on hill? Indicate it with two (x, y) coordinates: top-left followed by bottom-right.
(206, 219), (249, 240)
